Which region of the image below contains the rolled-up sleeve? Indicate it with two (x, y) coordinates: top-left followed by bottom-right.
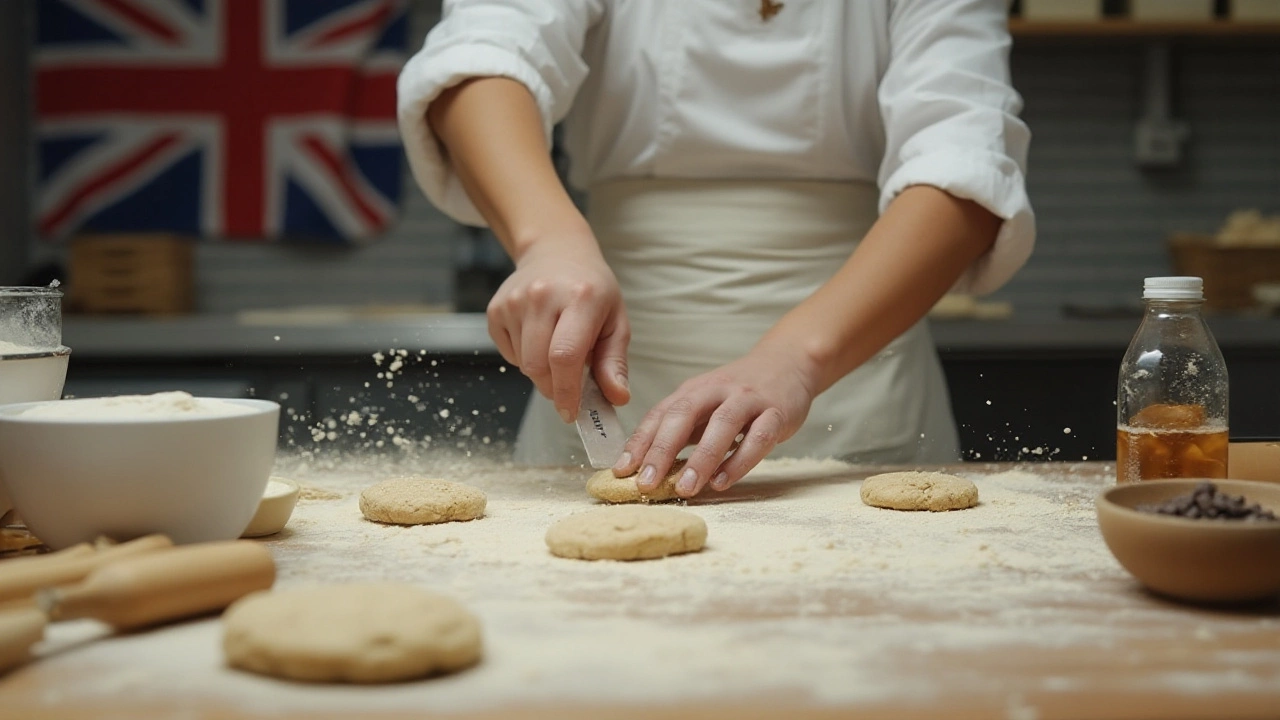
(397, 0), (603, 226)
(877, 0), (1034, 296)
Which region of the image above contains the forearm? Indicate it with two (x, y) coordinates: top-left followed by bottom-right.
(761, 185), (1002, 394)
(426, 77), (591, 260)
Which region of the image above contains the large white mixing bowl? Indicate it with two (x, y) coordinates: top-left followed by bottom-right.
(0, 397), (279, 549)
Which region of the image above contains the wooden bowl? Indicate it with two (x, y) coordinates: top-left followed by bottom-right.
(1097, 479), (1280, 604)
(1229, 440), (1280, 483)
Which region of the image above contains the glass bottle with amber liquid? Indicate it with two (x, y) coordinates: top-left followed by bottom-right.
(1116, 277), (1229, 483)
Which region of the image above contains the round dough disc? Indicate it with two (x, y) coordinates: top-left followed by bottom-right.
(359, 478), (486, 525)
(545, 505), (707, 561)
(860, 471), (979, 512)
(586, 459), (687, 503)
(222, 584), (483, 683)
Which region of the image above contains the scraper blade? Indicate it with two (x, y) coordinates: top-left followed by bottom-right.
(575, 371), (627, 469)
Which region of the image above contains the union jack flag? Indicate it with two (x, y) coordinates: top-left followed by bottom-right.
(35, 0), (407, 244)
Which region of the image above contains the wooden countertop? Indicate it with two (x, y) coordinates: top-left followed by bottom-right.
(1, 459), (1278, 720)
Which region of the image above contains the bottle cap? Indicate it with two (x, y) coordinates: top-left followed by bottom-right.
(1144, 276), (1203, 300)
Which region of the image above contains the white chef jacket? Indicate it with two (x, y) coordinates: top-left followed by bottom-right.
(397, 0), (1035, 296)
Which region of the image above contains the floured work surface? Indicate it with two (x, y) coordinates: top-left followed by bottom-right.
(3, 457), (1278, 720)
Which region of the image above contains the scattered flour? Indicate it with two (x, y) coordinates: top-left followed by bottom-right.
(284, 348), (513, 463)
(19, 391), (257, 420)
(16, 455), (1279, 717)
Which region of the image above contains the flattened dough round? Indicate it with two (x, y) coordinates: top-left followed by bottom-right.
(586, 459), (687, 503)
(359, 478), (486, 525)
(546, 505), (707, 561)
(860, 471), (979, 512)
(222, 584), (482, 683)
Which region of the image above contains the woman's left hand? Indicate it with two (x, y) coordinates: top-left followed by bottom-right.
(608, 187), (1007, 499)
(612, 344), (819, 498)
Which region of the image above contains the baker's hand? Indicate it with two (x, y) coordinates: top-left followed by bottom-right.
(487, 234), (630, 421)
(613, 344), (818, 498)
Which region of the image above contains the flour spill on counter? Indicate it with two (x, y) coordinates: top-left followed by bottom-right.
(27, 458), (1280, 716)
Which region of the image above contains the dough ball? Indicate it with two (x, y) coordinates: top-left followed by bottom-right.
(359, 478), (486, 525)
(545, 505), (707, 561)
(222, 584), (482, 683)
(860, 471), (979, 512)
(586, 459), (687, 503)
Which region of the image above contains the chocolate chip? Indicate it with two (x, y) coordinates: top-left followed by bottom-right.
(1134, 483), (1279, 522)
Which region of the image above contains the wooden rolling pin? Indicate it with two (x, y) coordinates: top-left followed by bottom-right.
(0, 540), (95, 566)
(0, 540), (275, 675)
(0, 609), (44, 676)
(0, 534), (174, 606)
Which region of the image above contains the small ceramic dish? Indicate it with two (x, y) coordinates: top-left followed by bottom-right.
(241, 476), (300, 538)
(1097, 479), (1280, 604)
(0, 347), (70, 522)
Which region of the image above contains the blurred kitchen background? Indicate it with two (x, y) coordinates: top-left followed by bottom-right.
(0, 0), (1277, 462)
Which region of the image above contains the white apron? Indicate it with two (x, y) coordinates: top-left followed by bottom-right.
(513, 179), (960, 466)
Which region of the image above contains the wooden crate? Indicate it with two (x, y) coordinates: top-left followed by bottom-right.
(68, 234), (195, 315)
(1168, 233), (1280, 311)
(1130, 0), (1215, 21)
(1232, 0), (1280, 21)
(1021, 0), (1103, 22)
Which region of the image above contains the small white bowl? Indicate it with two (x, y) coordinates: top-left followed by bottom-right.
(0, 397), (279, 549)
(0, 347), (70, 519)
(241, 476), (300, 538)
(0, 347), (70, 405)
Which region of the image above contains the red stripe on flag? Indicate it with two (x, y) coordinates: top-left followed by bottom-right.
(37, 67), (372, 116)
(299, 134), (384, 230)
(39, 133), (181, 238)
(306, 1), (395, 48)
(220, 0), (265, 238)
(93, 0), (182, 45)
(350, 72), (397, 120)
(35, 0), (401, 240)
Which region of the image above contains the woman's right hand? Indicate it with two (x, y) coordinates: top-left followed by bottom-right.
(487, 230), (631, 423)
(426, 77), (627, 420)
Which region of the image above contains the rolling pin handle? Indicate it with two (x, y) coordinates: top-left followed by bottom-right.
(0, 608), (48, 676)
(41, 541), (275, 630)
